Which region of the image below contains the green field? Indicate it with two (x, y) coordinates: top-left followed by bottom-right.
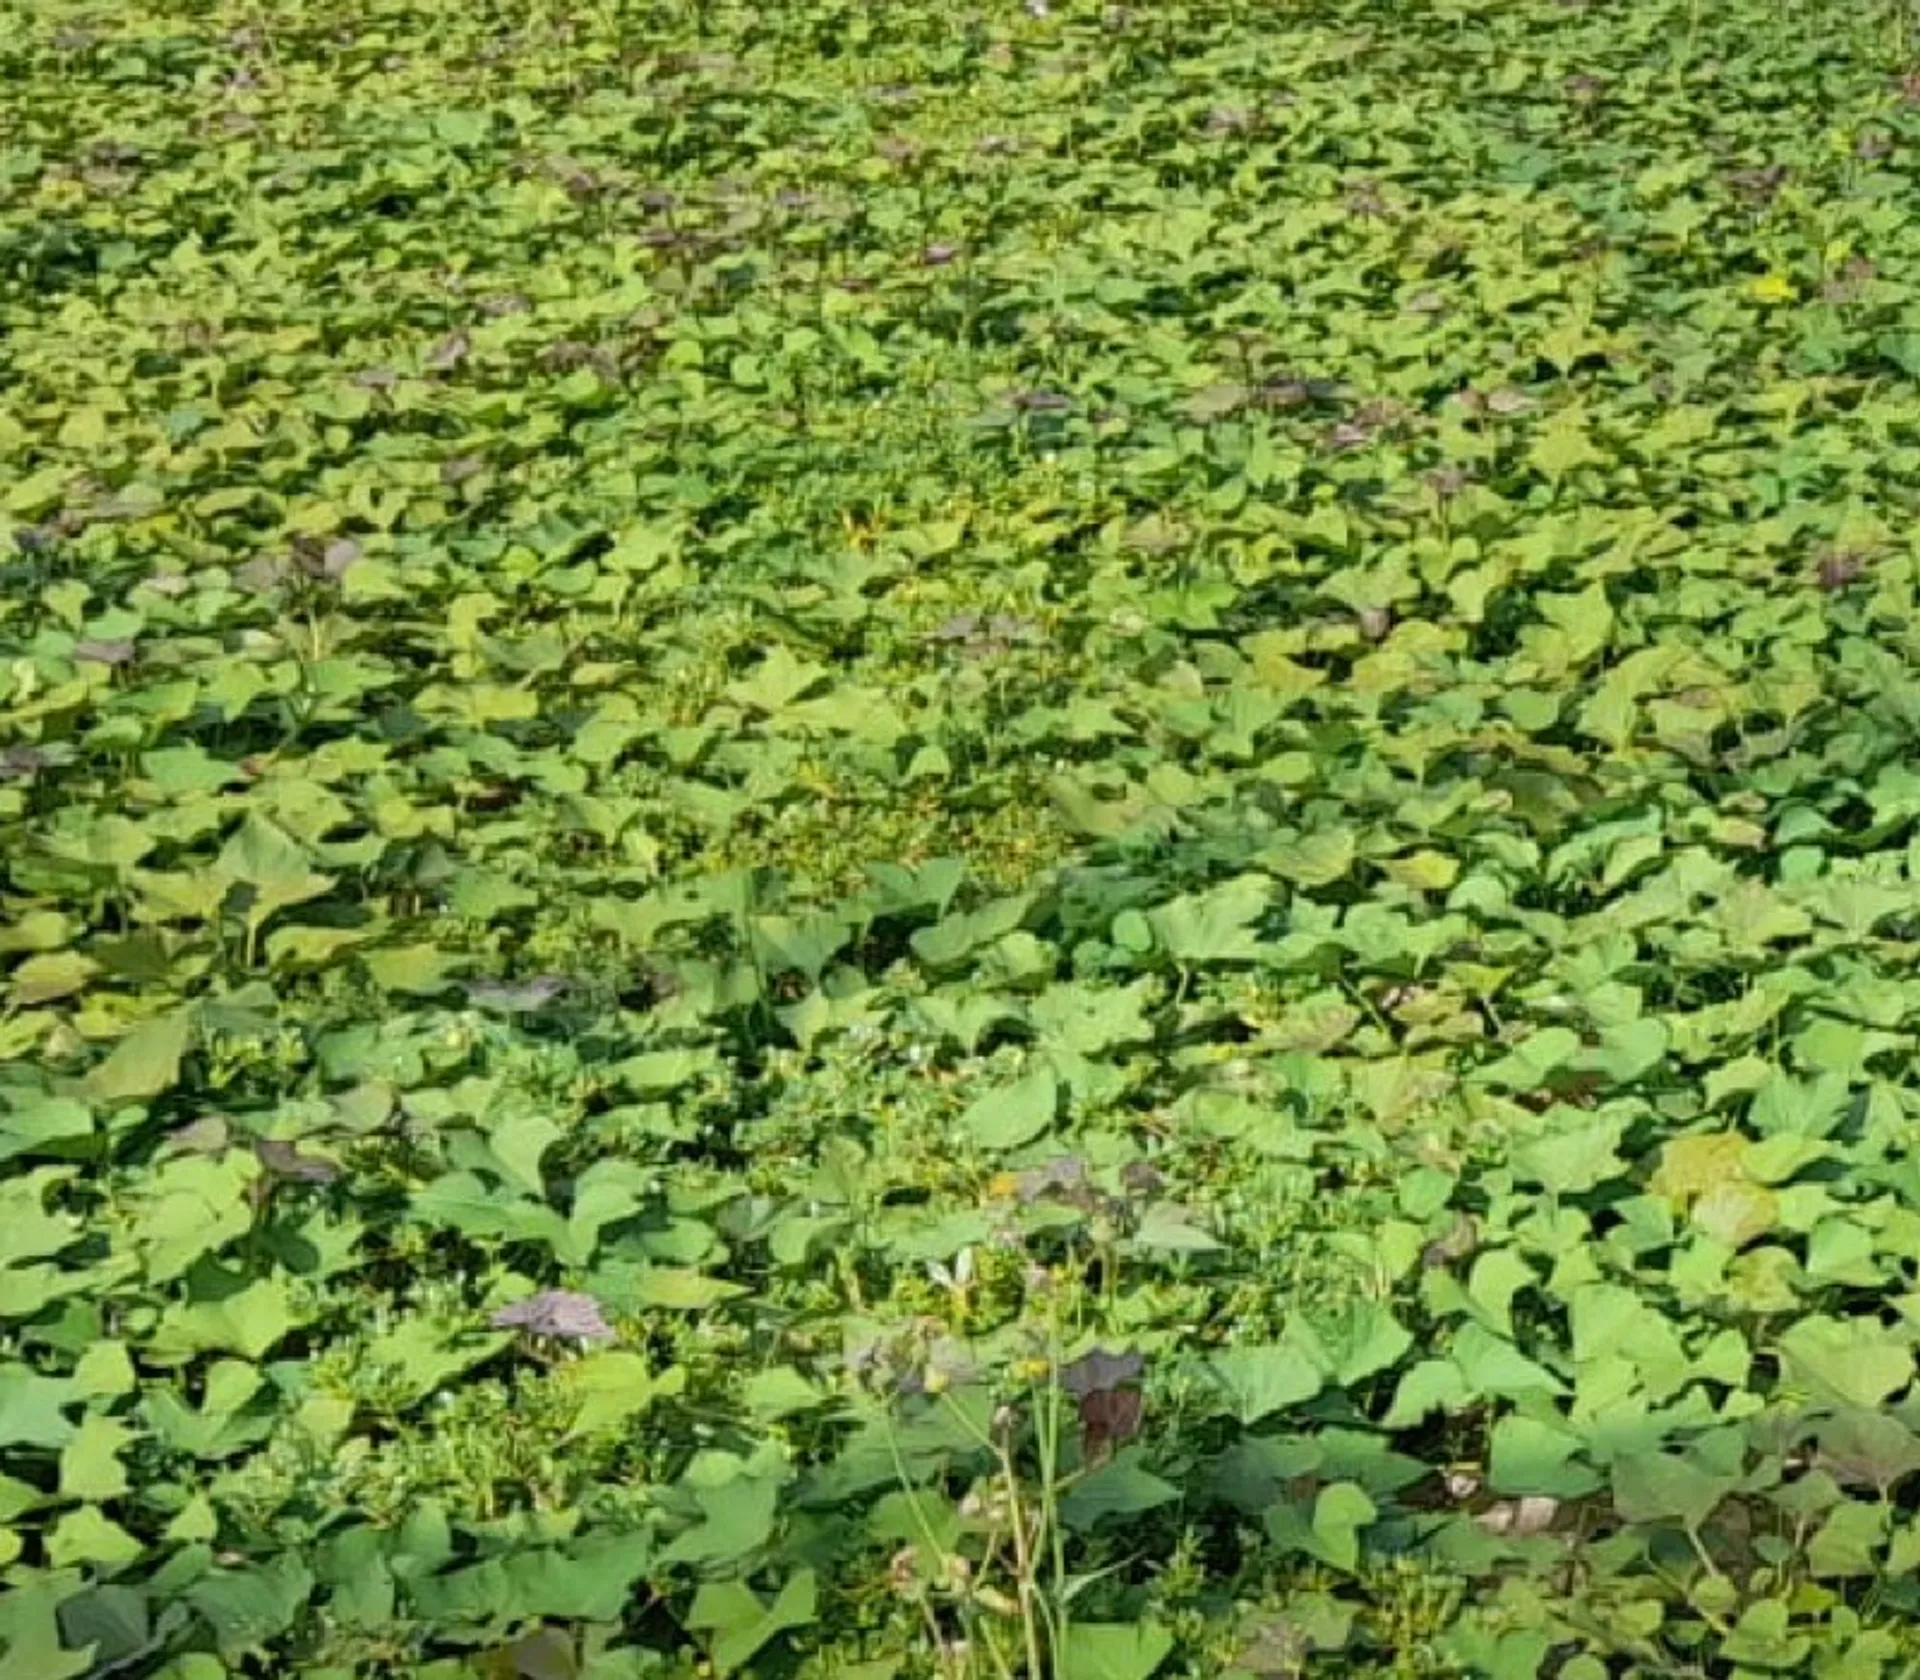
(8, 0), (1920, 1673)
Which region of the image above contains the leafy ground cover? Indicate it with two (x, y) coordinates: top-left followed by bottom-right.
(8, 0), (1920, 1672)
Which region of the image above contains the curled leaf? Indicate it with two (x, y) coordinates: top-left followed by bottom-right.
(253, 1138), (341, 1185)
(463, 975), (571, 1014)
(491, 1289), (616, 1343)
(1061, 1346), (1146, 1399)
(1077, 1386), (1144, 1462)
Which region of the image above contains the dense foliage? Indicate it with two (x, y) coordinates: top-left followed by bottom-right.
(8, 0), (1920, 1673)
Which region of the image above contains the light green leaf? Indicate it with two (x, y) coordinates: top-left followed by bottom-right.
(1474, 1027), (1580, 1091)
(47, 1505), (144, 1569)
(1450, 1324), (1564, 1398)
(627, 1268), (747, 1310)
(84, 1007), (195, 1105)
(1207, 1344), (1323, 1424)
(1147, 874), (1273, 964)
(1057, 1621), (1174, 1680)
(1382, 1360), (1475, 1428)
(487, 1111), (561, 1197)
(0, 1364), (78, 1447)
(1129, 1201), (1222, 1253)
(565, 1351), (677, 1439)
(1513, 1114), (1627, 1195)
(958, 1069), (1057, 1152)
(58, 1415), (134, 1501)
(1264, 828), (1356, 888)
(149, 1276), (299, 1363)
(1777, 1316), (1916, 1409)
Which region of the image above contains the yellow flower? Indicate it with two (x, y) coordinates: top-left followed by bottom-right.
(1749, 272), (1797, 305)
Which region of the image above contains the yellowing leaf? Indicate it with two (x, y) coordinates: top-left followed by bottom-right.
(1690, 1179), (1778, 1249)
(1650, 1133), (1748, 1209)
(1382, 851), (1458, 891)
(7, 950), (98, 1006)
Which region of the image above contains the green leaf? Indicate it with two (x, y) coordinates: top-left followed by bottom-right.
(360, 944), (460, 995)
(1487, 1416), (1599, 1498)
(0, 1363), (78, 1447)
(1528, 411), (1604, 477)
(360, 1318), (508, 1409)
(71, 1342), (134, 1398)
(725, 647), (826, 713)
(1293, 1301), (1413, 1385)
(0, 1578), (94, 1680)
(1207, 1344), (1323, 1424)
(1719, 1599), (1809, 1671)
(1690, 1179), (1778, 1249)
(1807, 1499), (1889, 1578)
(1057, 1621), (1174, 1680)
(0, 1096), (93, 1162)
(47, 1505), (144, 1569)
(1474, 1027), (1580, 1091)
(1129, 1201), (1222, 1253)
(1464, 1250), (1535, 1339)
(1612, 1450), (1737, 1531)
(1814, 1409), (1920, 1495)
(129, 1154), (260, 1283)
(1449, 1324), (1564, 1398)
(1267, 1482), (1376, 1572)
(187, 1557), (315, 1656)
(660, 1469), (781, 1570)
(1382, 1360), (1475, 1429)
(1060, 1455), (1182, 1529)
(958, 1069), (1057, 1152)
(149, 1276), (299, 1363)
(1264, 829), (1356, 888)
(686, 1569), (817, 1674)
(58, 1415), (134, 1501)
(7, 950), (98, 1007)
(1147, 873), (1273, 963)
(564, 1351), (673, 1438)
(217, 815), (335, 923)
(1308, 1482), (1377, 1571)
(1650, 1133), (1750, 1205)
(1512, 1114), (1627, 1195)
(84, 1007), (195, 1105)
(1029, 979), (1158, 1056)
(52, 1585), (149, 1672)
(1777, 1316), (1916, 1409)
(487, 1111), (561, 1197)
(625, 1268), (747, 1311)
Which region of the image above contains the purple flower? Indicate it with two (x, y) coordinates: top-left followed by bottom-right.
(491, 1289), (615, 1343)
